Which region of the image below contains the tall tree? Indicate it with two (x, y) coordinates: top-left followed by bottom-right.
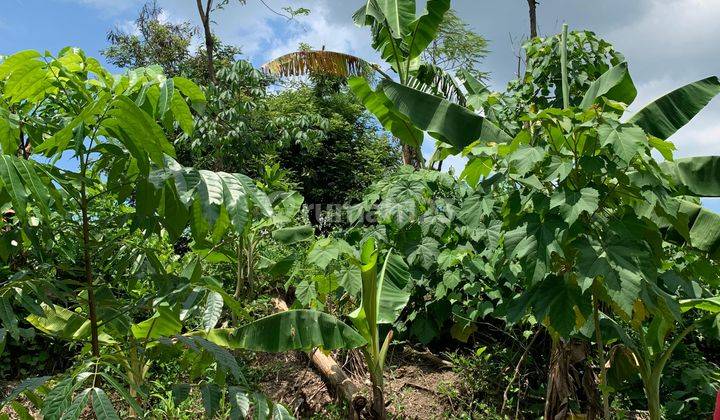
(104, 1), (196, 76)
(527, 0), (538, 38)
(195, 0), (219, 82)
(103, 1), (239, 83)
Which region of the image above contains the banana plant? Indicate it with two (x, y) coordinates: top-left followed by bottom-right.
(602, 297), (720, 420)
(225, 238), (410, 419)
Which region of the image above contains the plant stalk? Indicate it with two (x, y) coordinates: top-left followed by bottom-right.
(80, 156), (100, 357)
(560, 23), (570, 109)
(592, 294), (610, 419)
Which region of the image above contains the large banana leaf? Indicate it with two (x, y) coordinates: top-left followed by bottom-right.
(580, 62), (637, 109)
(26, 304), (116, 344)
(380, 79), (512, 149)
(376, 0), (416, 38)
(403, 0), (450, 61)
(628, 76), (720, 139)
(231, 310), (366, 352)
(261, 51), (373, 78)
(663, 199), (720, 259)
(407, 63), (465, 104)
(272, 226), (315, 245)
(131, 304), (182, 340)
(348, 76), (423, 148)
(660, 156), (720, 197)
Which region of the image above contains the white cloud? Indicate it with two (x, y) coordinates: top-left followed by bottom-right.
(606, 0), (720, 81)
(263, 1), (376, 64)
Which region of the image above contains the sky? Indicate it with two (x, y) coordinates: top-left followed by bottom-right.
(1, 0), (719, 209)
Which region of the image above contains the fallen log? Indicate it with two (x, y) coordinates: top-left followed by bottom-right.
(271, 298), (364, 419)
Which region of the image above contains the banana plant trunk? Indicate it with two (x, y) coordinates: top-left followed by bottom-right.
(371, 382), (385, 419)
(643, 376), (661, 420)
(402, 144), (422, 169)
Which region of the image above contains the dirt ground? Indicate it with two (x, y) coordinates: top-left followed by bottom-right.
(256, 345), (460, 419)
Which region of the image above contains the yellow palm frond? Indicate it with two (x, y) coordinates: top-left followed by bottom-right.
(262, 50), (374, 78)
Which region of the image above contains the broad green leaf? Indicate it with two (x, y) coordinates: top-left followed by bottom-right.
(576, 240), (647, 318)
(307, 238), (343, 270)
(26, 303), (115, 343)
(233, 310), (366, 352)
(530, 276), (591, 337)
(598, 123), (646, 164)
(348, 76), (423, 148)
(200, 383), (221, 418)
(253, 393), (270, 420)
(43, 377), (74, 420)
(680, 297), (720, 313)
(228, 386), (250, 419)
(460, 157), (492, 188)
(91, 388), (120, 420)
(404, 235), (440, 270)
(0, 155), (29, 221)
(60, 388), (91, 420)
(272, 226), (314, 245)
(376, 0), (416, 38)
(271, 403), (294, 420)
(177, 336), (245, 383)
(0, 295), (18, 338)
(381, 79), (512, 149)
(378, 253), (411, 323)
(130, 304), (181, 339)
(202, 291), (224, 331)
(157, 78), (174, 117)
(628, 76), (720, 139)
(172, 384), (192, 406)
(403, 0), (450, 60)
(2, 53), (53, 103)
(173, 76), (206, 111)
(660, 156), (720, 197)
(550, 187), (599, 225)
(101, 96), (175, 166)
(580, 62), (637, 109)
(170, 91), (194, 135)
(0, 108), (20, 155)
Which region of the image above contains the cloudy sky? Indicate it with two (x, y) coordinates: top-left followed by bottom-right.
(2, 0), (719, 206)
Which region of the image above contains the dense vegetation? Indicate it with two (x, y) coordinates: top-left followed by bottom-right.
(1, 1), (719, 419)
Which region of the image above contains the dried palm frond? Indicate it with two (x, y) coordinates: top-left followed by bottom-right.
(261, 50), (375, 79)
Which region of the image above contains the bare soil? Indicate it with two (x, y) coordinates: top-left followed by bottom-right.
(255, 346), (460, 419)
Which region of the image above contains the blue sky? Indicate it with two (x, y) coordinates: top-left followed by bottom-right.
(2, 0), (719, 211)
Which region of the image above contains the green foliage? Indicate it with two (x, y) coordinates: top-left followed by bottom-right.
(102, 1), (240, 84)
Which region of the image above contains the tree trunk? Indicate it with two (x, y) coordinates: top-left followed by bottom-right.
(402, 144), (422, 169)
(527, 0), (538, 39)
(196, 0), (216, 82)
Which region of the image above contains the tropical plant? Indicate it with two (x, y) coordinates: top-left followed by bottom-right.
(226, 238), (410, 419)
(370, 22), (720, 419)
(0, 48), (297, 419)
